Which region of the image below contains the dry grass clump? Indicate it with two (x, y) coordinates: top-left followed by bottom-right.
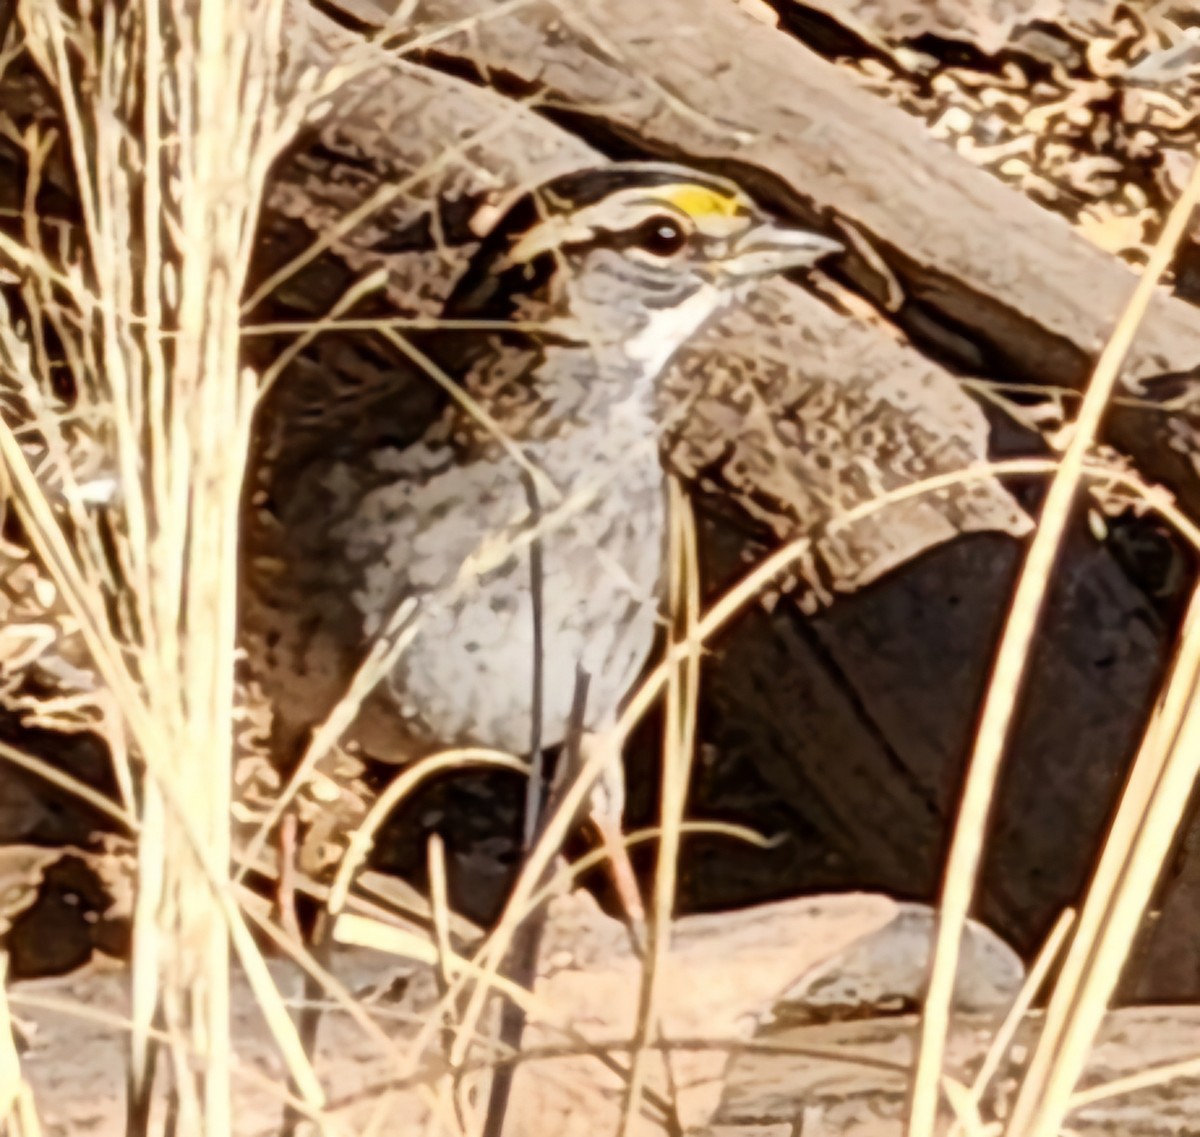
(0, 0), (318, 1131)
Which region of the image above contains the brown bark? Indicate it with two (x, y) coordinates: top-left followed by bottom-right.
(337, 0), (1200, 515)
(714, 1006), (1200, 1135)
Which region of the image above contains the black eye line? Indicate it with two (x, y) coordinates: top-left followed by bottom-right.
(554, 217), (691, 261)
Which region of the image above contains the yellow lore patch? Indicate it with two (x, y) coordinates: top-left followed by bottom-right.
(655, 184), (743, 220)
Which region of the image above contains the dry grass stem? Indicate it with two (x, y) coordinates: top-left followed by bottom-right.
(235, 595), (422, 884)
(326, 748), (528, 919)
(6, 987), (338, 1133)
(618, 477), (700, 1137)
(1070, 1051), (1200, 1109)
(0, 954), (37, 1137)
(0, 735), (137, 830)
(0, 0), (322, 1130)
(945, 909), (1075, 1137)
(3, 5), (1198, 1133)
(907, 149), (1200, 1137)
(1004, 577), (1200, 1135)
(239, 93), (542, 317)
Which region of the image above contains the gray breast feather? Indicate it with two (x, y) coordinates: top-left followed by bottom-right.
(332, 425), (667, 754)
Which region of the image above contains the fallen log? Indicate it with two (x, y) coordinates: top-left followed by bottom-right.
(332, 0), (1200, 516)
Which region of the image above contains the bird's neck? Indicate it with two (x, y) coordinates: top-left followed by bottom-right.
(532, 341), (664, 424)
(520, 363), (666, 522)
(521, 348), (667, 503)
(446, 332), (666, 448)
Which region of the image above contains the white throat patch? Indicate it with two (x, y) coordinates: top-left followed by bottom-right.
(623, 282), (725, 376)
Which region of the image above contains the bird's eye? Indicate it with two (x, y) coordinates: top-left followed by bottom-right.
(632, 215), (688, 257)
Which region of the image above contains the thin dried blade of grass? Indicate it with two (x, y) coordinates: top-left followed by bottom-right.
(428, 834), (457, 999)
(1, 0), (324, 1130)
(339, 440), (1200, 1125)
(946, 909), (1075, 1137)
(940, 1076), (991, 1137)
(381, 329), (561, 504)
(0, 954), (24, 1125)
(423, 831), (473, 1133)
(1070, 1051), (1200, 1109)
(907, 150), (1200, 1137)
(9, 1087), (40, 1137)
(331, 903), (674, 1127)
(255, 269), (389, 395)
(425, 454), (1141, 1093)
(0, 735), (136, 831)
(325, 748), (527, 920)
(525, 819), (772, 912)
(310, 0), (540, 102)
(235, 594), (422, 884)
(237, 362), (583, 882)
(0, 408), (150, 741)
(7, 987), (338, 1134)
(619, 477), (700, 1137)
(239, 92), (541, 316)
(437, 728), (629, 1081)
(332, 912), (550, 1038)
(236, 898), (407, 1068)
(244, 316), (550, 336)
(0, 956), (38, 1137)
(427, 834), (472, 1134)
(1003, 579), (1200, 1136)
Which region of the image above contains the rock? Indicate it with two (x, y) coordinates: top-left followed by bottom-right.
(771, 901), (1024, 1026)
(15, 887), (1200, 1137)
(505, 891), (901, 1136)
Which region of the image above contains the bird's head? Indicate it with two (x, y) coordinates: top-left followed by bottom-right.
(447, 162), (841, 375)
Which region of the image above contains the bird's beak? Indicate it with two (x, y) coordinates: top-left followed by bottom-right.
(720, 221), (842, 279)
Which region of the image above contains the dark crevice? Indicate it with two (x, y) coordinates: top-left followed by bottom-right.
(306, 0), (383, 36)
(762, 0), (1092, 83)
(800, 613), (944, 827)
(766, 1), (894, 66)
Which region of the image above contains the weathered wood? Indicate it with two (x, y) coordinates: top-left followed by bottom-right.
(286, 0), (1200, 992)
(251, 0), (1030, 593)
(711, 1006), (1200, 1135)
(339, 0), (1200, 517)
(12, 895), (1199, 1136)
(4, 0), (1200, 1004)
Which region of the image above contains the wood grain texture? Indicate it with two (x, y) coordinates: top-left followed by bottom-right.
(344, 0), (1200, 514)
(254, 0), (1031, 594)
(711, 1006), (1200, 1135)
(4, 0), (1200, 999)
